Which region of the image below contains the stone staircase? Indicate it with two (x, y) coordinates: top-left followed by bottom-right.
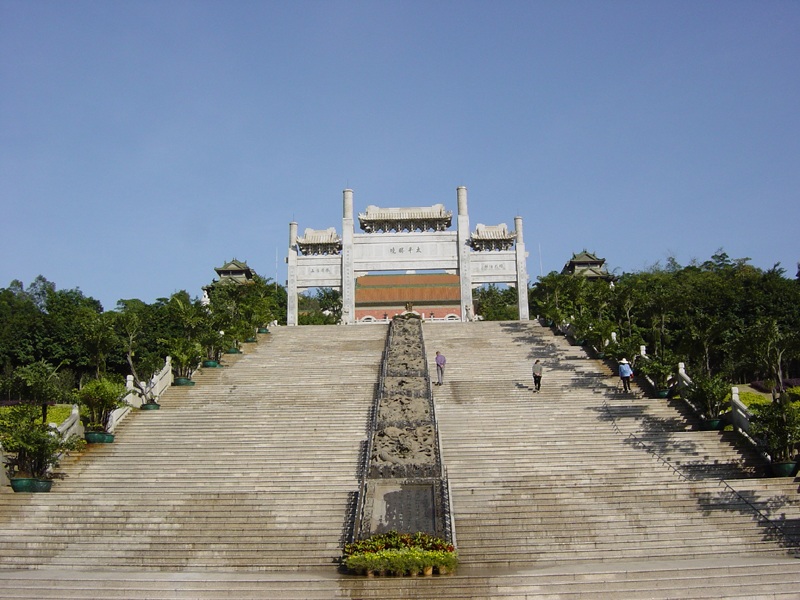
(423, 321), (800, 572)
(0, 320), (798, 599)
(0, 325), (387, 573)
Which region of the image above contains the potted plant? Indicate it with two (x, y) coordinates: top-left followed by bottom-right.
(0, 403), (85, 492)
(586, 319), (616, 359)
(168, 337), (202, 386)
(686, 373), (729, 430)
(749, 392), (800, 477)
(568, 313), (592, 346)
(199, 328), (228, 368)
(342, 530), (457, 577)
(540, 299), (565, 331)
(77, 377), (128, 443)
(638, 353), (676, 398)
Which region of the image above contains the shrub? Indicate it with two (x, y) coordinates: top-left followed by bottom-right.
(786, 386), (800, 403)
(738, 391), (772, 409)
(687, 374), (730, 419)
(343, 530), (454, 556)
(343, 548), (458, 575)
(77, 377), (127, 432)
(749, 397), (800, 463)
(637, 354), (677, 390)
(343, 531), (457, 575)
(0, 403), (85, 479)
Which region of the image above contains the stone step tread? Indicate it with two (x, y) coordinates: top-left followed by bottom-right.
(0, 568), (799, 600)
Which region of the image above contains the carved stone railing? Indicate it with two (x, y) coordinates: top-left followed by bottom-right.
(102, 357), (174, 433)
(352, 315), (453, 543)
(122, 357), (173, 409)
(730, 387), (752, 436)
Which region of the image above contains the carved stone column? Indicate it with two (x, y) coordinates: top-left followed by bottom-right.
(456, 187), (472, 321)
(287, 221), (299, 326)
(515, 215), (530, 320)
(341, 189), (355, 324)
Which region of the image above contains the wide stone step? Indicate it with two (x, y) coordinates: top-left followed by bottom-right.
(1, 558), (800, 599)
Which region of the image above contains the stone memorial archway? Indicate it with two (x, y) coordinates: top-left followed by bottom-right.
(286, 186), (529, 325)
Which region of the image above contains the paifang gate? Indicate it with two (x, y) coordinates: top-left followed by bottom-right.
(286, 186), (529, 325)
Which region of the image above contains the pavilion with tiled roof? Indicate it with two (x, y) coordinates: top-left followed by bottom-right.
(202, 259), (257, 304)
(561, 251), (614, 280)
(213, 259), (256, 284)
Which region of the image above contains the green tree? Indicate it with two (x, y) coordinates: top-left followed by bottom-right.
(40, 287), (104, 381)
(115, 298), (172, 403)
(9, 361), (74, 423)
(297, 288), (339, 325)
(739, 318), (800, 396)
(474, 285), (518, 321)
(0, 284), (45, 371)
(79, 310), (120, 379)
(315, 288), (342, 322)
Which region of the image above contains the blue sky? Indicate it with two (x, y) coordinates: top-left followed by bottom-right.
(2, 1), (798, 310)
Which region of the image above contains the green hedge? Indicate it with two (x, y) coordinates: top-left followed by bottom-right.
(343, 531), (457, 575)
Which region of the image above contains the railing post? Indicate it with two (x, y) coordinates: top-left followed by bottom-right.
(730, 386), (751, 434)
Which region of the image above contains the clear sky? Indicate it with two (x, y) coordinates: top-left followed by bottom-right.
(2, 1), (798, 310)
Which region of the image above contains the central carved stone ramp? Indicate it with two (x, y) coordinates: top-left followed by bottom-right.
(353, 315), (451, 543)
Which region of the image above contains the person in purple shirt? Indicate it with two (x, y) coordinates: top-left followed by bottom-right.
(435, 351), (446, 386)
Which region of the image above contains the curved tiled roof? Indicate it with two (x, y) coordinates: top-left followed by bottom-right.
(358, 204), (453, 233)
(471, 223), (514, 240)
(297, 228), (341, 244)
(358, 204), (452, 221)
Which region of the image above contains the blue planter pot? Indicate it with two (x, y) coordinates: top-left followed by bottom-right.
(10, 478), (52, 493)
(85, 431), (115, 443)
(700, 418), (723, 431)
(769, 461), (798, 477)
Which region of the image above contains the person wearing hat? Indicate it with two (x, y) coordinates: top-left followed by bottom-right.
(619, 358), (633, 393)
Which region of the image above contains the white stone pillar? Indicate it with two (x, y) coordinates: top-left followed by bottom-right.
(341, 189), (355, 324)
(456, 186), (473, 322)
(287, 221), (299, 326)
(515, 215), (530, 320)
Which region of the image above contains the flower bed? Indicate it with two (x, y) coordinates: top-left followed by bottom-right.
(343, 531), (457, 576)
